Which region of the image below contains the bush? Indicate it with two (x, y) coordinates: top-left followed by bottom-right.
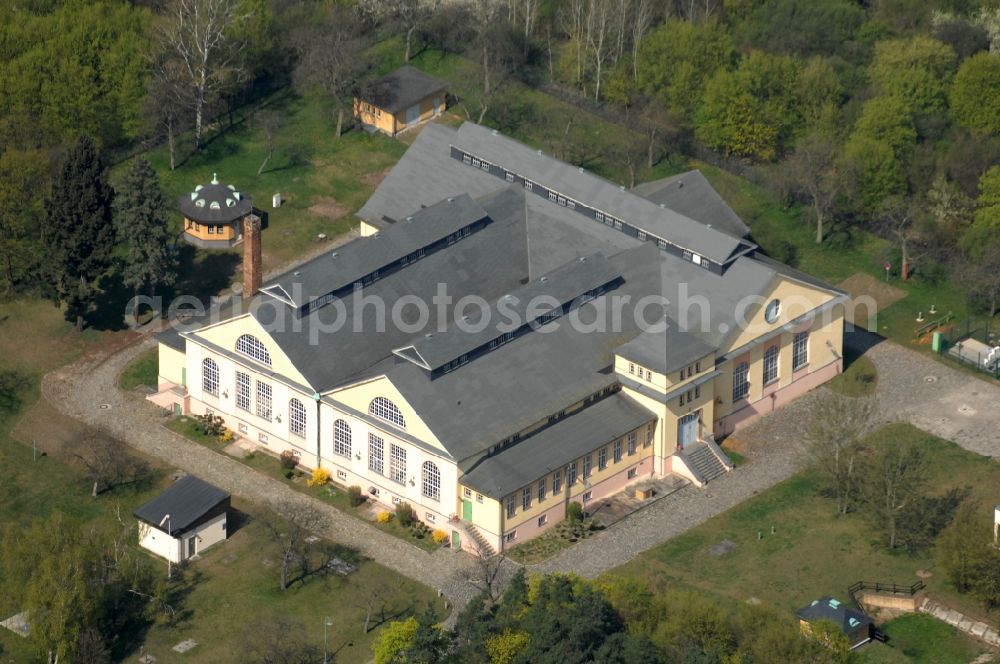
(218, 428), (234, 443)
(348, 485), (365, 507)
(567, 501), (583, 522)
(307, 467), (330, 488)
(432, 529), (448, 544)
(279, 450), (298, 470)
(195, 413), (226, 438)
(395, 502), (416, 527)
(376, 510), (393, 524)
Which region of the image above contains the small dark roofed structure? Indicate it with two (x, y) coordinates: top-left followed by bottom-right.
(177, 173), (254, 248)
(796, 596), (873, 649)
(355, 65), (447, 136)
(134, 475), (230, 562)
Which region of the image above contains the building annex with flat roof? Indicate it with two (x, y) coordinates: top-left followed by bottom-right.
(151, 122), (847, 554)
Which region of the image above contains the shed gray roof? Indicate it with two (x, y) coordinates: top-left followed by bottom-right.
(632, 170), (749, 239)
(450, 123), (747, 264)
(133, 475), (229, 536)
(459, 392), (656, 497)
(366, 65), (447, 114)
(262, 194), (488, 308)
(177, 178), (252, 224)
(796, 597), (873, 634)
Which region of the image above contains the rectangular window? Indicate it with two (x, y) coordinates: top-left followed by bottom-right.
(733, 361), (750, 401)
(657, 239), (667, 250)
(583, 454), (592, 479)
(537, 515), (547, 527)
(507, 495), (516, 518)
(645, 425), (653, 447)
(695, 385), (701, 399)
(524, 180), (533, 191)
(557, 196), (566, 206)
(552, 469), (562, 494)
(426, 513), (436, 523)
(368, 433), (384, 474)
(258, 433), (269, 444)
(207, 225), (215, 235)
(687, 366), (693, 378)
(476, 493), (484, 504)
(567, 200), (576, 210)
(389, 443), (406, 484)
(567, 462), (577, 486)
(637, 230), (647, 241)
(695, 361), (701, 373)
(238, 423), (248, 434)
(596, 211), (605, 222)
(337, 469), (348, 481)
(627, 432), (637, 455)
(763, 345), (779, 384)
(472, 157), (481, 167)
(628, 362), (635, 374)
(598, 447), (607, 471)
(793, 331), (809, 370)
(505, 171), (514, 183)
(464, 487), (472, 498)
(235, 371), (251, 412)
(463, 154), (472, 164)
(392, 496), (401, 505)
(613, 439), (623, 463)
(521, 486), (531, 511)
(583, 491), (592, 502)
(628, 467), (637, 479)
(538, 479), (546, 502)
(255, 381), (272, 420)
(613, 219), (623, 230)
(504, 531), (517, 543)
(692, 254), (702, 265)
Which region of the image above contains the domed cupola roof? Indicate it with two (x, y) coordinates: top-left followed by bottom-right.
(177, 173), (253, 224)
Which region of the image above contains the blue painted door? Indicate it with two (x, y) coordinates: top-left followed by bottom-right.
(406, 104), (420, 125)
(677, 411), (700, 449)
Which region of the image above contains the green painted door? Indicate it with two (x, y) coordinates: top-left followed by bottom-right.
(462, 499), (473, 520)
(181, 367), (187, 386)
(451, 530), (460, 549)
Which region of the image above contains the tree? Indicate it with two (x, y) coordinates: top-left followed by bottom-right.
(484, 630), (530, 664)
(695, 52), (802, 161)
(239, 615), (322, 664)
(782, 134), (842, 244)
(147, 49), (194, 172)
(404, 606), (449, 663)
(935, 500), (1000, 606)
(113, 157), (177, 306)
(372, 616), (418, 664)
(66, 427), (151, 498)
(957, 238), (1000, 316)
(254, 109), (282, 176)
(869, 36), (958, 119)
(352, 577), (393, 634)
(950, 52), (1000, 136)
(261, 503), (346, 591)
(802, 394), (877, 515)
(0, 148), (48, 292)
(160, 0), (252, 149)
(293, 5), (367, 139)
(860, 437), (927, 549)
(876, 196), (939, 280)
(44, 135), (116, 332)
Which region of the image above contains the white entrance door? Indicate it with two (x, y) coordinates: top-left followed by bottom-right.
(677, 411), (700, 449)
(186, 536), (197, 559)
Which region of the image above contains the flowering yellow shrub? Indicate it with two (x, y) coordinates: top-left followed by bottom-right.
(432, 529), (448, 544)
(217, 428), (235, 443)
(307, 467), (331, 487)
(376, 510), (393, 524)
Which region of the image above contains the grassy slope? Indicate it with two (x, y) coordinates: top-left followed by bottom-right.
(607, 424), (1000, 637)
(119, 348), (158, 391)
(860, 614), (982, 664)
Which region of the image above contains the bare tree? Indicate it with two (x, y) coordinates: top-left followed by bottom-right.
(160, 0), (252, 149)
(585, 0), (613, 100)
(802, 393), (878, 515)
(293, 5), (367, 139)
(146, 52), (192, 171)
(352, 578), (393, 634)
(630, 0), (655, 80)
(261, 502), (347, 591)
(860, 438), (927, 549)
(240, 615), (322, 664)
(783, 134), (842, 244)
(959, 239), (1000, 317)
(67, 427), (150, 498)
(876, 196), (936, 280)
(558, 0), (587, 89)
(464, 535), (509, 604)
(255, 110), (282, 176)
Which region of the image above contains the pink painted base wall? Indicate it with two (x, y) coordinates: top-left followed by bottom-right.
(713, 359), (842, 438)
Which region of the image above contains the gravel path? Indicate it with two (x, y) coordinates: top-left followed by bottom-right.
(40, 329), (1000, 617)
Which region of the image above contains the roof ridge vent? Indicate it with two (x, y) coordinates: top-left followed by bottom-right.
(619, 185), (626, 192)
(491, 129), (498, 136)
(447, 197), (454, 202)
(425, 333), (433, 339)
(331, 252), (339, 258)
(659, 203), (665, 208)
(579, 256), (587, 262)
(405, 216), (413, 221)
(578, 167), (584, 173)
(536, 149), (542, 156)
(293, 271), (301, 276)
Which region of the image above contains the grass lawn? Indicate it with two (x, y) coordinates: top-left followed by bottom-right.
(119, 348), (159, 392)
(129, 90), (407, 281)
(607, 424), (1000, 630)
(506, 529), (573, 564)
(860, 614), (985, 664)
(827, 344), (878, 397)
(137, 501), (445, 664)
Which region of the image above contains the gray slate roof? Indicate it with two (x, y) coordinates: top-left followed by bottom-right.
(177, 179), (252, 224)
(134, 475), (229, 536)
(450, 123), (747, 264)
(367, 65), (447, 114)
(616, 325), (717, 376)
(796, 597), (873, 634)
(459, 392), (656, 497)
(263, 194), (488, 308)
(632, 170), (749, 239)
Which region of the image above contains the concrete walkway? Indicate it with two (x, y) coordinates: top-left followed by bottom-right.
(39, 330), (1000, 618)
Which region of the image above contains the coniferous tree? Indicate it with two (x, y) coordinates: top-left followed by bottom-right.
(113, 157), (177, 310)
(44, 135), (116, 331)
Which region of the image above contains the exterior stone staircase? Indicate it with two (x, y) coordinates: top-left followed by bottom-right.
(461, 521), (496, 557)
(679, 439), (733, 485)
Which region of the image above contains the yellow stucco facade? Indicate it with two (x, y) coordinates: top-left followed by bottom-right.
(353, 94), (445, 137)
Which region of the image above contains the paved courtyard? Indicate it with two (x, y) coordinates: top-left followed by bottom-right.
(40, 329), (1000, 618)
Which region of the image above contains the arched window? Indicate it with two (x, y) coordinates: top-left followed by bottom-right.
(422, 461), (440, 501)
(333, 419), (352, 458)
(236, 334), (271, 365)
(202, 358), (219, 396)
(369, 397), (406, 429)
(289, 398), (306, 438)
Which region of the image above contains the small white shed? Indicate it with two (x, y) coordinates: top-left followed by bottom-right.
(134, 475), (230, 564)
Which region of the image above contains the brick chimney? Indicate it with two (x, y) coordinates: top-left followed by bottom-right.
(242, 213), (262, 298)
